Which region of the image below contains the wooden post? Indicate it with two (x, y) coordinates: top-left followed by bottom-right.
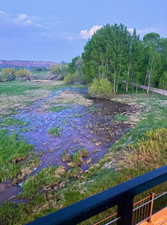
(147, 193), (155, 222)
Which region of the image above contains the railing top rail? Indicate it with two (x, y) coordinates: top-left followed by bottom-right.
(27, 165), (167, 225)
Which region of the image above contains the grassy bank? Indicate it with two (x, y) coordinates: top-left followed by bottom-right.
(0, 130), (38, 183)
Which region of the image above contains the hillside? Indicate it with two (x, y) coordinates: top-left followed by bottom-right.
(0, 60), (57, 69)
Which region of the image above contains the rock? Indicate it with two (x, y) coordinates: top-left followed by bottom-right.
(86, 158), (92, 164)
(55, 166), (66, 177)
(62, 153), (72, 162)
(12, 156), (27, 163)
(95, 142), (102, 146)
(93, 149), (101, 153)
(49, 74), (64, 81)
(67, 162), (77, 168)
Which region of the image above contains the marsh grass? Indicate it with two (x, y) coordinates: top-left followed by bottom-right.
(0, 130), (34, 182)
(0, 117), (28, 127)
(49, 105), (67, 112)
(21, 166), (66, 198)
(48, 127), (62, 136)
(0, 81), (66, 115)
(114, 113), (129, 121)
(0, 81), (40, 96)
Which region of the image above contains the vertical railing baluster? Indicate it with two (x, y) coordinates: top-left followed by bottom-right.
(117, 195), (134, 225)
(147, 193), (155, 223)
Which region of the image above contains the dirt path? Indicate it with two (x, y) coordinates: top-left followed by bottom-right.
(131, 82), (167, 96)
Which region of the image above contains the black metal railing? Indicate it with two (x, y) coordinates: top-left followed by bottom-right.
(94, 191), (167, 225)
(26, 165), (167, 225)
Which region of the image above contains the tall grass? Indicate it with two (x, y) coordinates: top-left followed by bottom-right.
(0, 130), (33, 182)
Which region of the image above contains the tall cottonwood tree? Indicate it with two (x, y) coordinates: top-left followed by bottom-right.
(70, 24), (167, 92)
(82, 24), (144, 93)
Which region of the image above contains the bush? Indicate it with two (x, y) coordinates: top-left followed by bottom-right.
(51, 65), (61, 74)
(89, 78), (114, 99)
(50, 64), (68, 80)
(0, 68), (16, 82)
(15, 69), (31, 81)
(64, 73), (78, 84)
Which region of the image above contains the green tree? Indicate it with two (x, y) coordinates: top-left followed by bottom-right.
(80, 24), (166, 93)
(82, 24), (143, 93)
(143, 33), (162, 93)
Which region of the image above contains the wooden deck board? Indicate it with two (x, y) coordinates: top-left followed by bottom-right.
(139, 207), (167, 225)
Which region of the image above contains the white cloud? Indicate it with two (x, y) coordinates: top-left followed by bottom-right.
(15, 13), (43, 27)
(15, 14), (34, 25)
(80, 25), (102, 39)
(17, 14), (29, 21)
(0, 9), (43, 28)
(128, 28), (134, 34)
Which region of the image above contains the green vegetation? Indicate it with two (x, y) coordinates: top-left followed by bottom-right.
(21, 166), (66, 198)
(0, 23), (167, 225)
(0, 81), (39, 96)
(0, 130), (34, 182)
(15, 69), (31, 80)
(0, 81), (65, 115)
(50, 105), (67, 112)
(82, 25), (167, 93)
(114, 114), (129, 122)
(66, 56), (85, 84)
(48, 127), (62, 136)
(51, 64), (68, 79)
(64, 73), (78, 84)
(0, 68), (16, 82)
(0, 117), (28, 127)
(119, 128), (167, 171)
(89, 78), (114, 99)
(0, 68), (31, 82)
(62, 149), (89, 167)
(66, 24), (167, 98)
(0, 92), (166, 225)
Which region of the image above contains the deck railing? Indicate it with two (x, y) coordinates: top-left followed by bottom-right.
(26, 165), (167, 225)
(94, 191), (167, 225)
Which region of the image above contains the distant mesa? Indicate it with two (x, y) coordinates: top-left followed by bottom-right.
(0, 60), (57, 69)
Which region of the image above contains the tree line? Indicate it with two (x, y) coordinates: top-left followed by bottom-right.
(69, 24), (167, 93)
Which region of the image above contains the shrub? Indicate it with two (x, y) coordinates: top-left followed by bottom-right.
(64, 73), (78, 84)
(51, 65), (61, 74)
(15, 69), (31, 81)
(50, 64), (68, 80)
(0, 68), (16, 82)
(89, 78), (114, 99)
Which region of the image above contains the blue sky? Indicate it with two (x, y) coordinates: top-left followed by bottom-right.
(0, 0), (166, 62)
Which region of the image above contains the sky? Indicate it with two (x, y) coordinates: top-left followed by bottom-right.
(0, 0), (166, 62)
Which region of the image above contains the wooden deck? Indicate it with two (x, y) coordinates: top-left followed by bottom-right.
(139, 207), (167, 225)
